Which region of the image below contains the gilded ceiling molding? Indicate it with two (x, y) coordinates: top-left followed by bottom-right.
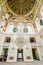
(6, 3), (20, 17)
(6, 0), (37, 17)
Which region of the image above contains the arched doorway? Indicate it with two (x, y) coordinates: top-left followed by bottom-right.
(17, 49), (23, 61)
(15, 37), (26, 61)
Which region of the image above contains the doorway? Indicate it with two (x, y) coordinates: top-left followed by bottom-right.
(32, 48), (39, 60)
(0, 48), (8, 62)
(17, 49), (23, 61)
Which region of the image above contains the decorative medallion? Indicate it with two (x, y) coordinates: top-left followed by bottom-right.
(40, 20), (43, 25)
(23, 28), (28, 33)
(13, 28), (18, 32)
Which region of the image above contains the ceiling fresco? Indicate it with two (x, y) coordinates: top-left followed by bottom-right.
(7, 0), (36, 15)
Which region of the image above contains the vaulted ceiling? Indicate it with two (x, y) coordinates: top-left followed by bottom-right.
(7, 0), (36, 15)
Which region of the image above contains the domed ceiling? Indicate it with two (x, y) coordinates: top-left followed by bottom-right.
(7, 0), (36, 15)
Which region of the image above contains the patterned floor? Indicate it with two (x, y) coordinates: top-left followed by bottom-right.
(0, 61), (43, 65)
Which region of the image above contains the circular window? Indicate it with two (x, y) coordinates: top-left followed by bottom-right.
(23, 28), (28, 33)
(13, 28), (18, 32)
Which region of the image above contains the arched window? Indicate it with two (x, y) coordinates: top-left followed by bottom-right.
(4, 37), (11, 43)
